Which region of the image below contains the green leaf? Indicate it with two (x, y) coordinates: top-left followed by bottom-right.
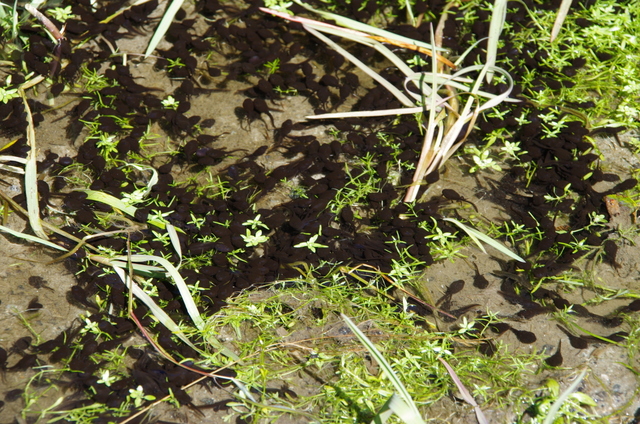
(543, 370), (587, 424)
(114, 254), (204, 330)
(341, 313), (426, 424)
(112, 266), (204, 354)
(570, 392), (597, 407)
(485, 0), (507, 83)
(83, 190), (137, 217)
(0, 224), (67, 251)
(20, 89), (47, 240)
(443, 218), (525, 263)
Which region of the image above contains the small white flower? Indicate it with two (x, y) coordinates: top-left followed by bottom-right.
(97, 370), (116, 387)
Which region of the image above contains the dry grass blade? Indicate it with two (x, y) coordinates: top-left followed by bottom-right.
(301, 24), (416, 107)
(0, 155), (26, 164)
(292, 0), (446, 54)
(405, 26), (441, 203)
(550, 0), (573, 42)
(24, 4), (64, 42)
(438, 357), (488, 424)
(144, 0), (185, 57)
(264, 2), (514, 203)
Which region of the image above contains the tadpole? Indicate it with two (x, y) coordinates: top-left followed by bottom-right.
(545, 340), (563, 367)
(510, 327), (537, 344)
(557, 325), (588, 349)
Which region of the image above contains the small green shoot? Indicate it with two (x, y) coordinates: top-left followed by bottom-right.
(241, 229), (269, 247)
(294, 226), (328, 253)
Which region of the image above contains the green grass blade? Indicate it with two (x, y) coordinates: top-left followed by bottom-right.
(114, 258), (241, 362)
(293, 0), (445, 52)
(11, 0), (18, 41)
(122, 163), (158, 198)
(341, 313), (426, 424)
(387, 393), (422, 423)
(83, 189), (168, 229)
(0, 224), (67, 251)
(144, 0), (184, 57)
(83, 190), (137, 216)
(543, 369), (587, 424)
(371, 393), (418, 424)
(371, 395), (394, 424)
(112, 265), (205, 355)
(485, 0), (507, 83)
(115, 254), (204, 330)
(20, 89), (47, 240)
(166, 223), (182, 261)
(107, 260), (166, 273)
(443, 218), (525, 263)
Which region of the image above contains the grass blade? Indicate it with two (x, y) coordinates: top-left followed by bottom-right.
(543, 369), (588, 424)
(371, 393), (418, 424)
(485, 0), (507, 83)
(144, 0), (184, 57)
(84, 190), (137, 216)
(83, 189), (168, 229)
(341, 313), (426, 424)
(0, 155), (27, 164)
(550, 0), (573, 43)
(106, 260), (165, 273)
(292, 0), (445, 53)
(112, 266), (205, 354)
(19, 89), (47, 240)
(122, 163), (158, 198)
(114, 254), (204, 330)
(371, 395), (394, 424)
(166, 223), (182, 261)
(111, 262), (242, 363)
(307, 106), (425, 120)
(443, 217), (525, 262)
(438, 357), (488, 424)
(0, 224), (67, 251)
(302, 24), (416, 107)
